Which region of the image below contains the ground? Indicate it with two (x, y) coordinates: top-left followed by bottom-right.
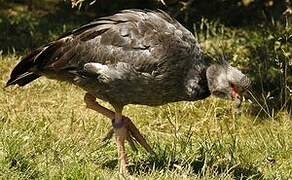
(1, 54), (291, 179)
(0, 0), (291, 179)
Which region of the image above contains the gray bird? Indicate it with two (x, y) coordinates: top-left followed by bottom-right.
(6, 9), (250, 173)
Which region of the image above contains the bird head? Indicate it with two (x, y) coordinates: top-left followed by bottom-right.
(206, 60), (250, 106)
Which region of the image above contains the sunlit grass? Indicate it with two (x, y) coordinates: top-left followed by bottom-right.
(0, 53), (291, 179)
(0, 1), (291, 178)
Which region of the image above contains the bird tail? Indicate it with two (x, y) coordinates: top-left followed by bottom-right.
(6, 37), (82, 87)
(6, 48), (43, 87)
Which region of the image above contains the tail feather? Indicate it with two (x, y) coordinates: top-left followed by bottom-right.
(7, 38), (75, 87)
(6, 72), (40, 87)
(6, 48), (43, 87)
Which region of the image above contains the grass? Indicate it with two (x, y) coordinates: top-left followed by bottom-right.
(0, 53), (291, 179)
(0, 0), (291, 179)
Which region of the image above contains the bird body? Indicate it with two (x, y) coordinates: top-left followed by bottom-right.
(7, 9), (210, 107)
(6, 9), (250, 174)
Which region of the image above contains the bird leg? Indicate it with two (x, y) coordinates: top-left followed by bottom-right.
(84, 95), (137, 152)
(84, 93), (155, 162)
(113, 111), (128, 174)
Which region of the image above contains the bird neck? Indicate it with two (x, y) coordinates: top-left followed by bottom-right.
(184, 64), (211, 101)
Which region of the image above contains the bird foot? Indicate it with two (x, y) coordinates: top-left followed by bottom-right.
(84, 93), (155, 155)
(102, 124), (139, 152)
(103, 117), (155, 155)
(123, 116), (156, 155)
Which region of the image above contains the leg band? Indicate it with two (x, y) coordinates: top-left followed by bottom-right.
(112, 118), (124, 129)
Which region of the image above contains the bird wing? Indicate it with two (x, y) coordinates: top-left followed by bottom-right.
(45, 10), (201, 75)
(7, 10), (202, 86)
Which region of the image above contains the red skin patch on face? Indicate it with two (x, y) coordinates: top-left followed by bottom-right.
(231, 84), (239, 98)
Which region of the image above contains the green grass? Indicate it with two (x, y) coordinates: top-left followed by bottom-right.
(0, 1), (291, 179)
(0, 53), (291, 179)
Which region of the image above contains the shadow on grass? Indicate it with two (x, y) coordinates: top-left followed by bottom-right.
(1, 0), (288, 54)
(101, 148), (263, 179)
(0, 0), (155, 54)
(244, 30), (292, 118)
(0, 1), (93, 54)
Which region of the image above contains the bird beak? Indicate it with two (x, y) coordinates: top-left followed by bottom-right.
(234, 93), (242, 108)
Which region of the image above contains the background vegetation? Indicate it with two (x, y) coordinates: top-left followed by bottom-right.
(0, 0), (291, 179)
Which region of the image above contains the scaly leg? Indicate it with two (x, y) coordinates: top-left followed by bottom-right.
(113, 111), (128, 173)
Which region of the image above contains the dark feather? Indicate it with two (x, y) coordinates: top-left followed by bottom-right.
(7, 9), (210, 106)
(6, 72), (40, 87)
(6, 48), (43, 86)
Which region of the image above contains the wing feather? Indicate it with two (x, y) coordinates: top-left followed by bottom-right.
(13, 10), (200, 81)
